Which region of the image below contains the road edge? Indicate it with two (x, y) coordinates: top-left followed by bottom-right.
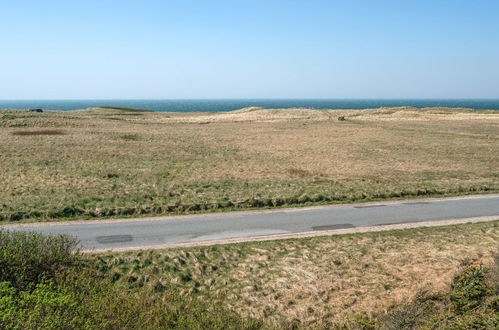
(84, 215), (499, 253)
(4, 193), (499, 228)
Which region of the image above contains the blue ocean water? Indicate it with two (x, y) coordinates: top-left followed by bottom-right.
(1, 99), (499, 112)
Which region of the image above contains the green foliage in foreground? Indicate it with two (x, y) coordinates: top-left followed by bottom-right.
(0, 230), (262, 329)
(382, 257), (499, 329)
(0, 231), (79, 291)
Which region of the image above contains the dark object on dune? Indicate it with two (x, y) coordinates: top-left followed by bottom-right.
(338, 116), (346, 121)
(28, 108), (43, 112)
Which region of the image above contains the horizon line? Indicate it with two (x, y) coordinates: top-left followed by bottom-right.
(1, 97), (499, 101)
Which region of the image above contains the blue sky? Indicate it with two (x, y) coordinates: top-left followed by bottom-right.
(1, 1), (498, 99)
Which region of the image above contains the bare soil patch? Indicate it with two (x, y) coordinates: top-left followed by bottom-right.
(11, 129), (66, 136)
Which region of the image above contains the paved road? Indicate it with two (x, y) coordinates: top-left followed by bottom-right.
(3, 195), (499, 251)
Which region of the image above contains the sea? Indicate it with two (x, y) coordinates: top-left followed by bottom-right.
(1, 99), (499, 112)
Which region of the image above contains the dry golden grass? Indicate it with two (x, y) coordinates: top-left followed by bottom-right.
(95, 221), (499, 328)
(0, 106), (498, 221)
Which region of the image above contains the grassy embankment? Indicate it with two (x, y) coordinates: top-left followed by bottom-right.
(3, 221), (496, 328)
(0, 106), (498, 222)
(0, 229), (261, 329)
(95, 220), (499, 328)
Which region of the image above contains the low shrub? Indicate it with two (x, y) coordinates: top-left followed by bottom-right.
(0, 230), (79, 290)
(450, 264), (492, 313)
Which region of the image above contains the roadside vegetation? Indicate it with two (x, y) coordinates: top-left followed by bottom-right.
(96, 220), (499, 328)
(1, 222), (497, 328)
(1, 106), (498, 222)
(0, 230), (261, 329)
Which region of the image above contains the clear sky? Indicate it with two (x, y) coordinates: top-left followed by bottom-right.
(1, 0), (499, 99)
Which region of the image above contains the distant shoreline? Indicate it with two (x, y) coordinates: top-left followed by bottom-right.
(3, 105), (499, 114)
(1, 99), (499, 112)
(2, 106), (499, 114)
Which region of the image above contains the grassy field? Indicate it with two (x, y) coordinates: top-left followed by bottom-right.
(1, 106), (498, 222)
(95, 221), (499, 328)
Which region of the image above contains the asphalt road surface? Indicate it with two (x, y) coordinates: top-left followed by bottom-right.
(3, 195), (499, 251)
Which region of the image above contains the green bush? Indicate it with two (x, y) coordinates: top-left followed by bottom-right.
(0, 230), (80, 290)
(0, 278), (262, 330)
(0, 280), (84, 329)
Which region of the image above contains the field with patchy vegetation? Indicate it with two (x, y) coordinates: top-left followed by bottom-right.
(95, 220), (499, 328)
(3, 222), (498, 328)
(1, 106), (498, 222)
